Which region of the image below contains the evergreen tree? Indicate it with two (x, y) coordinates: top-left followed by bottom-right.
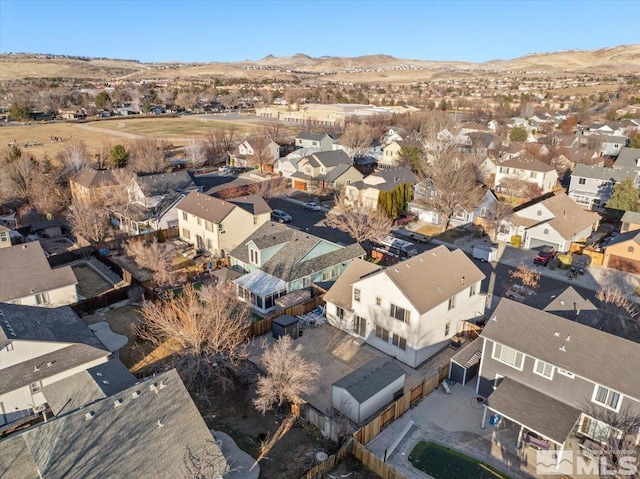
(606, 177), (639, 212)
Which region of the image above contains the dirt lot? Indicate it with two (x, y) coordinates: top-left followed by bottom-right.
(72, 264), (114, 298)
(83, 304), (153, 368)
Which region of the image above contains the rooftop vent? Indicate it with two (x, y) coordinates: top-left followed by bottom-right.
(114, 399), (123, 407)
(157, 418), (165, 428)
(132, 390), (141, 398)
(566, 335), (571, 342)
(461, 276), (465, 285)
(85, 411), (95, 420)
(553, 331), (560, 337)
(559, 344), (567, 352)
(159, 379), (168, 389)
(560, 300), (565, 306)
(46, 361), (54, 367)
(102, 380), (110, 385)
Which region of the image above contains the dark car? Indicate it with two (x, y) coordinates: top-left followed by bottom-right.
(271, 209), (292, 223)
(393, 212), (418, 226)
(533, 246), (556, 266)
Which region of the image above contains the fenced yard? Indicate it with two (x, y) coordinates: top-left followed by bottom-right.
(72, 263), (114, 298)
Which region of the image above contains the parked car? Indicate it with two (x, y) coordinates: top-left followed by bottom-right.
(218, 165), (230, 172)
(271, 209), (292, 223)
(302, 202), (322, 211)
(393, 212), (418, 226)
(229, 167), (242, 175)
(406, 232), (431, 243)
(533, 246), (556, 266)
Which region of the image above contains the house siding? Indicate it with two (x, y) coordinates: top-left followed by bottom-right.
(12, 284), (78, 308)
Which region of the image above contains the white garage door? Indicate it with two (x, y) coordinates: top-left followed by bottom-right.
(528, 237), (561, 251)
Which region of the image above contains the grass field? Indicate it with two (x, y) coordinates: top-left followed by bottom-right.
(408, 442), (512, 479)
(94, 115), (263, 137)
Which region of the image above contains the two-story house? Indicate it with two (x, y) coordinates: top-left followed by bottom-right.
(325, 246), (486, 368)
(615, 147), (640, 171)
(603, 211), (640, 273)
(496, 193), (599, 251)
(230, 222), (365, 315)
(345, 167), (417, 210)
(494, 156), (558, 196)
(0, 242), (78, 306)
(477, 298), (640, 453)
(294, 132), (336, 151)
(0, 303), (111, 426)
(176, 191), (271, 257)
(230, 138), (280, 170)
(290, 150), (353, 191)
(568, 164), (639, 211)
(379, 139), (423, 171)
(69, 168), (119, 204)
(599, 135), (629, 157)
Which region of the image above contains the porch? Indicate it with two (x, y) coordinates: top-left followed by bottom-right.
(233, 269), (287, 314)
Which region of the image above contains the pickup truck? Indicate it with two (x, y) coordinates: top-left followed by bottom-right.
(504, 284), (536, 302)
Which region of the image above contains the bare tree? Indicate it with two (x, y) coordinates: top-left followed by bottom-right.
(183, 442), (231, 479)
(596, 286), (639, 321)
(509, 263), (541, 290)
(0, 147), (39, 202)
(29, 171), (70, 218)
(259, 123), (286, 144)
(253, 335), (320, 414)
(485, 201), (513, 240)
(420, 156), (485, 232)
(251, 177), (289, 204)
(125, 238), (175, 287)
(184, 137), (207, 168)
(399, 110), (458, 165)
(340, 122), (374, 159)
(60, 140), (91, 175)
(137, 283), (251, 391)
(325, 189), (393, 244)
(247, 135), (275, 172)
(204, 127), (239, 162)
(67, 196), (111, 245)
(128, 138), (170, 174)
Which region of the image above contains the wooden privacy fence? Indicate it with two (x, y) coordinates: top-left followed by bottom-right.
(352, 441), (406, 479)
(301, 439), (353, 479)
(245, 295), (325, 339)
(71, 285), (131, 316)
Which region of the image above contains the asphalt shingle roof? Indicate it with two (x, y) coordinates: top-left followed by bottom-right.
(614, 147), (640, 170)
(500, 156), (555, 172)
(175, 191), (236, 223)
(323, 258), (382, 310)
(70, 169), (118, 188)
(571, 163), (637, 182)
(333, 357), (405, 403)
(136, 171), (196, 197)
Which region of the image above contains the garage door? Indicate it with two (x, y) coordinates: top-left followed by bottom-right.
(527, 237), (561, 252)
(292, 180), (306, 190)
(607, 255), (640, 274)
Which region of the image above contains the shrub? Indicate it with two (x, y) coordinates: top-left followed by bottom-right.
(511, 235), (522, 248)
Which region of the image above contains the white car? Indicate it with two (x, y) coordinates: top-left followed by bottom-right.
(303, 202), (322, 211)
(218, 165), (230, 172)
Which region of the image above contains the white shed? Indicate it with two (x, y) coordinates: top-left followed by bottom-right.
(331, 358), (405, 424)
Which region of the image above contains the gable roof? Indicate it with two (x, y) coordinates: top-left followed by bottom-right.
(482, 298), (640, 400)
(370, 245), (485, 315)
(0, 369), (228, 479)
(0, 242), (77, 302)
(322, 163), (358, 183)
(227, 194), (271, 216)
(296, 132), (333, 142)
(332, 357), (405, 403)
(615, 147), (640, 169)
(70, 169), (119, 188)
(366, 168), (418, 191)
(621, 210), (640, 226)
(136, 171), (196, 197)
(606, 229), (640, 248)
(304, 149), (351, 168)
(571, 163), (637, 182)
(500, 156), (555, 173)
(323, 258), (382, 310)
(175, 190), (236, 223)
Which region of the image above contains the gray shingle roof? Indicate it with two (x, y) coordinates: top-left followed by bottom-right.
(0, 369), (228, 479)
(0, 242), (77, 302)
(614, 147), (640, 169)
(332, 357), (405, 403)
(324, 258), (382, 310)
(621, 210), (640, 225)
(500, 156), (555, 172)
(322, 163), (354, 183)
(571, 163), (637, 182)
(296, 132), (333, 142)
(303, 149), (351, 168)
(176, 190), (236, 223)
(136, 171), (196, 196)
(482, 299), (640, 400)
(42, 359), (137, 416)
(366, 167), (418, 190)
(228, 194), (271, 216)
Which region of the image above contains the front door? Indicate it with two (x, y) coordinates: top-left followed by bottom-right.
(196, 235), (204, 250)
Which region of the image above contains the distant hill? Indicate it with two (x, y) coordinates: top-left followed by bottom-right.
(1, 45), (639, 82)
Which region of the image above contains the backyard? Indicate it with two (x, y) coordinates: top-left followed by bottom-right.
(408, 441), (513, 479)
(72, 263), (114, 298)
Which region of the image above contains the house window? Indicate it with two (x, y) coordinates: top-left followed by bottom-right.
(375, 325), (389, 341)
(578, 178), (586, 185)
(448, 295), (456, 310)
(537, 210), (542, 216)
(629, 246), (635, 253)
(375, 296), (381, 306)
(254, 216), (258, 225)
(390, 303), (410, 324)
(354, 315), (366, 337)
(533, 359), (554, 379)
(336, 307), (345, 320)
(492, 343), (524, 370)
(579, 415), (614, 444)
(35, 292), (49, 305)
(182, 211), (188, 221)
(557, 368), (575, 378)
(530, 171), (536, 178)
(30, 381), (42, 394)
(353, 289), (361, 303)
(543, 228), (549, 235)
(302, 276), (310, 288)
(182, 228), (191, 239)
(444, 321), (450, 337)
(391, 333), (407, 350)
(592, 385), (621, 411)
(469, 283), (477, 297)
(205, 220), (214, 232)
(249, 248), (259, 265)
(197, 217), (201, 226)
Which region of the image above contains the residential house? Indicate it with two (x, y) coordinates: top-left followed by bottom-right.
(614, 147), (640, 170)
(0, 242), (78, 306)
(230, 222), (365, 315)
(290, 150), (352, 191)
(379, 139), (423, 170)
(476, 298), (640, 452)
(230, 138), (280, 170)
(69, 168), (119, 204)
(176, 191), (271, 257)
(0, 303), (110, 426)
(345, 168), (417, 210)
(0, 369), (229, 479)
(498, 142), (526, 162)
(113, 171), (199, 235)
(294, 131), (336, 151)
(599, 135), (629, 157)
(332, 358), (405, 424)
(496, 193), (599, 251)
(0, 225), (10, 249)
(602, 211), (640, 273)
(321, 163), (365, 191)
(381, 128), (405, 145)
(494, 157), (558, 195)
(557, 146), (603, 168)
(274, 147), (316, 179)
(568, 164), (639, 211)
(325, 246), (486, 368)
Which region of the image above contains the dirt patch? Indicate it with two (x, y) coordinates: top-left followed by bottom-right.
(83, 304), (153, 369)
(328, 454), (380, 478)
(193, 363), (336, 479)
(72, 264), (113, 298)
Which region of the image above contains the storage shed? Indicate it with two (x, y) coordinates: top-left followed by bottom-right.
(332, 358), (405, 424)
(449, 337), (482, 385)
(272, 314), (300, 339)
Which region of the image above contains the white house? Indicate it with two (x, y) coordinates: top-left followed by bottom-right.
(176, 191), (271, 257)
(0, 242), (78, 307)
(0, 303), (111, 426)
(496, 193), (600, 251)
(494, 156), (558, 195)
(325, 247), (486, 368)
(344, 167), (417, 210)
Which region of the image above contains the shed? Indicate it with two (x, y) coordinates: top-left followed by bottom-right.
(272, 314), (300, 339)
(449, 337), (482, 385)
(332, 358), (405, 424)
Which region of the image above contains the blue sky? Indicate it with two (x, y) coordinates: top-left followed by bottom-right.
(1, 1), (639, 63)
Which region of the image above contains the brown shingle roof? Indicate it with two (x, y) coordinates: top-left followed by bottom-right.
(543, 194), (600, 238)
(175, 191), (236, 223)
(70, 169), (118, 188)
(500, 156), (555, 172)
(324, 258), (382, 310)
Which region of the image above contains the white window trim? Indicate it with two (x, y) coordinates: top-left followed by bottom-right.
(491, 342), (525, 371)
(493, 374), (504, 390)
(557, 368), (574, 378)
(533, 359), (554, 380)
(591, 384), (622, 412)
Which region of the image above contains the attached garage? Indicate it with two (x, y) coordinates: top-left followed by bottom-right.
(293, 180), (307, 190)
(526, 237), (561, 252)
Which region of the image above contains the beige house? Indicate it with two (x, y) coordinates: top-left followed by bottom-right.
(176, 191), (271, 257)
(603, 211), (640, 273)
(494, 156), (558, 195)
(379, 139), (423, 170)
(345, 168), (417, 210)
(290, 150), (352, 191)
(230, 139), (280, 170)
(0, 225), (10, 249)
(69, 169), (119, 204)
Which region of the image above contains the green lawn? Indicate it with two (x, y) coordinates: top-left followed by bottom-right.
(408, 442), (512, 479)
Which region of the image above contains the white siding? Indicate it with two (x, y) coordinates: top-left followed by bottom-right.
(0, 340), (69, 368)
